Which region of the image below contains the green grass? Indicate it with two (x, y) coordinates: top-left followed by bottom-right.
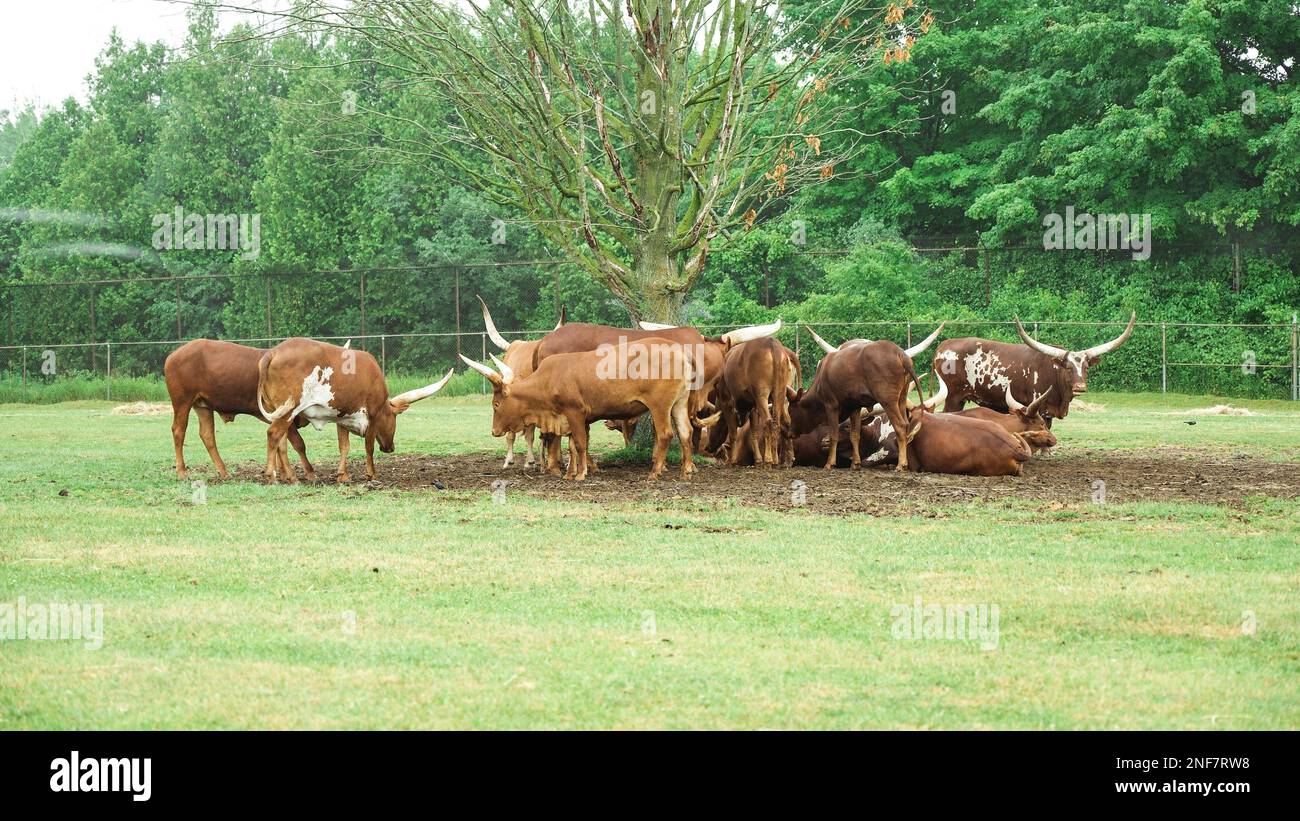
(0, 391), (1297, 729)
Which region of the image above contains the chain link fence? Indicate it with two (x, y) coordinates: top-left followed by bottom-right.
(3, 318), (1296, 403)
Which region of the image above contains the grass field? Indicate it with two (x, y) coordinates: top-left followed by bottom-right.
(1, 392), (1297, 729)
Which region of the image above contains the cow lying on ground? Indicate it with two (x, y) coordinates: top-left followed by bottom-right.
(257, 337), (453, 483)
(725, 419), (882, 468)
(164, 338), (315, 481)
(866, 375), (1055, 475)
(952, 385), (1058, 454)
(461, 338), (712, 481)
(934, 312), (1135, 419)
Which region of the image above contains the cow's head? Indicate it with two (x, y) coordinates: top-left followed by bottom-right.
(1013, 313), (1135, 401)
(459, 353), (527, 437)
(1004, 385), (1053, 428)
(377, 368), (457, 452)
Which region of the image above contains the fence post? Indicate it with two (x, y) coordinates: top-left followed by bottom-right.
(1160, 322), (1167, 395)
(1292, 313), (1297, 401)
(106, 342), (112, 401)
(21, 345), (26, 402)
(381, 334), (387, 375)
(359, 271), (366, 350)
(480, 332), (487, 394)
(906, 321), (912, 349)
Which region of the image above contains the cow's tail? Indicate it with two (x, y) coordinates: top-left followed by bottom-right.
(257, 351), (293, 422)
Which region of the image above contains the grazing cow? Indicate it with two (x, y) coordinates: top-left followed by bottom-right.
(164, 339), (315, 481)
(789, 324), (943, 471)
(952, 385), (1058, 454)
(257, 338), (453, 483)
(461, 338), (711, 481)
(717, 337), (795, 467)
(933, 312), (1135, 419)
(478, 296), (564, 468)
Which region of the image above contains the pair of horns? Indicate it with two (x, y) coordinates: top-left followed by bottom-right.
(1014, 312), (1136, 360)
(1005, 384), (1053, 416)
(478, 295), (564, 351)
(636, 319), (784, 345)
(460, 352), (515, 385)
(806, 323), (945, 360)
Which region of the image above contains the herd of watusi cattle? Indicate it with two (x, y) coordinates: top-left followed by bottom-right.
(162, 297), (1136, 485)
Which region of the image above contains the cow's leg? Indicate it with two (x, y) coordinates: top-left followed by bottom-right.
(287, 426), (315, 481)
(572, 422), (592, 481)
(363, 430), (378, 480)
(277, 440), (296, 482)
(648, 406), (673, 480)
(503, 430), (516, 468)
(888, 390), (911, 472)
(822, 402), (841, 469)
(264, 418), (293, 483)
(192, 406), (232, 480)
(848, 408), (863, 470)
(335, 425), (351, 483)
(542, 433), (563, 477)
(563, 435), (578, 480)
(171, 399), (193, 480)
(522, 426), (537, 468)
(672, 394), (695, 480)
(746, 408), (765, 468)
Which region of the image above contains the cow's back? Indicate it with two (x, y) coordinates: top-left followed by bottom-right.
(164, 339), (263, 416)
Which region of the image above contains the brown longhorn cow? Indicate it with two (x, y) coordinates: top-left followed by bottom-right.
(717, 337), (795, 467)
(788, 324), (943, 471)
(478, 296), (564, 469)
(933, 313), (1135, 420)
(257, 338), (453, 483)
(952, 384), (1058, 454)
(164, 339), (316, 481)
(461, 337), (710, 481)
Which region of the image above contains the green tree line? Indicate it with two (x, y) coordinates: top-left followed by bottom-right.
(1, 1), (1296, 398)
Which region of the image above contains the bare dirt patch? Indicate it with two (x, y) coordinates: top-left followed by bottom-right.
(231, 448), (1300, 516)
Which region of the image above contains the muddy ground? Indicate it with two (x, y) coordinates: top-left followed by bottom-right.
(232, 447), (1299, 516)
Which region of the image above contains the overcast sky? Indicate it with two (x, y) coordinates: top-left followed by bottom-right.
(0, 1), (244, 113)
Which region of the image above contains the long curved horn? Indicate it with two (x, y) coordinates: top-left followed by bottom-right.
(489, 352), (515, 384)
(1024, 385), (1054, 416)
(721, 318), (782, 346)
(554, 306), (566, 330)
(805, 325), (837, 354)
(459, 354), (501, 385)
(390, 367), (455, 408)
(639, 320), (676, 330)
(923, 371), (948, 410)
(1003, 383), (1026, 413)
(1081, 312), (1136, 359)
(904, 322), (946, 359)
(343, 339), (351, 349)
(477, 295), (511, 351)
(1014, 316), (1068, 358)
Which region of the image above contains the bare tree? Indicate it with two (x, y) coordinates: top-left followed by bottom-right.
(223, 0), (933, 320)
